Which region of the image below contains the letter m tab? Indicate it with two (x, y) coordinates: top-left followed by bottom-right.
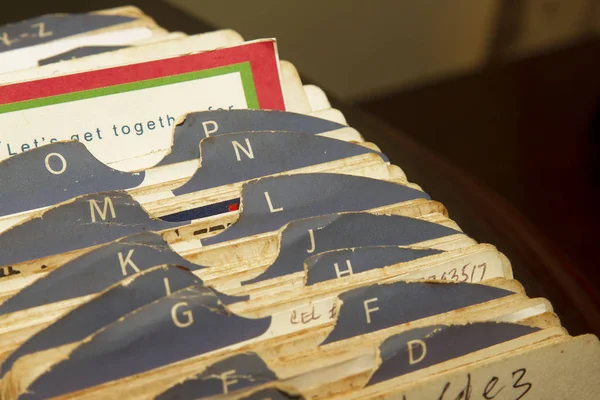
(89, 197), (117, 223)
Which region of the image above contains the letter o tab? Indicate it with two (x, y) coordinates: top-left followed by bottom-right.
(45, 153), (67, 175)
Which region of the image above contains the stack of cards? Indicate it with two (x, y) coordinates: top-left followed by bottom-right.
(0, 6), (597, 400)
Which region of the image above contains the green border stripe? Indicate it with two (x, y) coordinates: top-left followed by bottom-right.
(239, 63), (259, 109)
(0, 62), (258, 114)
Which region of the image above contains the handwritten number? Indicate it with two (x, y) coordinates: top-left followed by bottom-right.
(433, 368), (529, 399)
(436, 382), (451, 400)
(31, 22), (53, 38)
(423, 262), (488, 283)
(460, 264), (470, 282)
(478, 263), (487, 281)
(512, 368), (532, 400)
(329, 303), (337, 319)
(0, 23), (53, 48)
(483, 376), (505, 399)
(290, 306), (321, 325)
(0, 266), (19, 278)
(0, 32), (16, 47)
(435, 373), (471, 399)
(449, 268), (459, 282)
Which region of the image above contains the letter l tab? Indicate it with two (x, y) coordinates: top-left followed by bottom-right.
(264, 191), (284, 213)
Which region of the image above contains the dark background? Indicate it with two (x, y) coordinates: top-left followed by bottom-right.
(2, 0), (599, 334)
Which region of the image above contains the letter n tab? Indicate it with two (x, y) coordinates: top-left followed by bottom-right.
(232, 138), (254, 161)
